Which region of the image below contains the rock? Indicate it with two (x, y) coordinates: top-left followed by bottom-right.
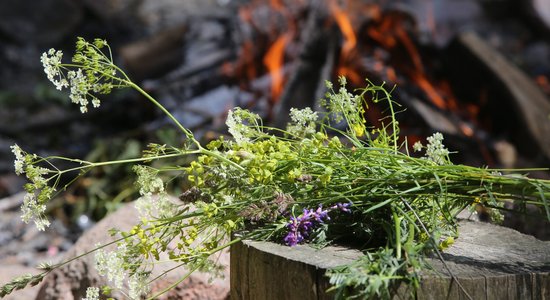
(119, 24), (188, 81)
(82, 0), (223, 38)
(137, 0), (222, 33)
(0, 0), (83, 45)
(82, 0), (140, 21)
(36, 201), (230, 300)
(0, 264), (43, 300)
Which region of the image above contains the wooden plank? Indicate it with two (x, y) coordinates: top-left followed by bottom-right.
(230, 239), (249, 300)
(231, 219), (550, 299)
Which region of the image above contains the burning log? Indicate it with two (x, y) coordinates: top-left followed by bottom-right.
(408, 97), (460, 135)
(525, 0), (550, 37)
(446, 31), (550, 163)
(272, 1), (338, 128)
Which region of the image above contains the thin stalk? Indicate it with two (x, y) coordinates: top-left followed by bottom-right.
(58, 152), (195, 175)
(128, 82), (197, 144)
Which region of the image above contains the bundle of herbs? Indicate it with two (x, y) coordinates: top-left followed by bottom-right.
(2, 38), (550, 300)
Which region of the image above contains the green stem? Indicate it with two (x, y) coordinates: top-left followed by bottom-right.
(58, 152), (196, 175)
(128, 82), (198, 146)
(199, 148), (245, 171)
(392, 208), (402, 260)
(145, 238), (242, 300)
(129, 81), (244, 171)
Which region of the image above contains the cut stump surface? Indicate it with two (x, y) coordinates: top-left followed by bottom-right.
(231, 219), (550, 299)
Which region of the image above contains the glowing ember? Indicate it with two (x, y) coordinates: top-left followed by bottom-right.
(459, 122), (474, 137)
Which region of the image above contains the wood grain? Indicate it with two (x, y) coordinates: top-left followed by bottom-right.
(231, 219), (550, 299)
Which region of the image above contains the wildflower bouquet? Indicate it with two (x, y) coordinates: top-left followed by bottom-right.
(2, 38), (550, 299)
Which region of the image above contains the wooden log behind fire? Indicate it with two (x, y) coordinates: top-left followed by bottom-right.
(272, 1), (338, 128)
(446, 32), (550, 163)
(120, 24), (188, 81)
(524, 0), (550, 37)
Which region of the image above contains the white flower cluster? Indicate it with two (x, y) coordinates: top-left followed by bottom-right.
(225, 108), (261, 145)
(67, 69), (101, 113)
(41, 39), (122, 114)
(134, 165), (165, 196)
(128, 272), (150, 299)
(321, 76), (366, 137)
(82, 287), (99, 300)
(11, 144), (52, 231)
(134, 193), (176, 219)
(41, 48), (102, 113)
(412, 141), (423, 152)
(41, 49), (68, 91)
(21, 192), (50, 231)
(95, 245), (127, 290)
(11, 144), (25, 175)
(425, 132), (450, 165)
(95, 244), (150, 299)
(322, 76), (362, 123)
(286, 107), (318, 137)
(133, 165), (176, 218)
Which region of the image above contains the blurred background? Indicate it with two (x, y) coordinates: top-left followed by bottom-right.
(0, 0), (549, 292)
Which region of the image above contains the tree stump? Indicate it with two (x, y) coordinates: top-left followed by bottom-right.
(230, 219), (550, 299)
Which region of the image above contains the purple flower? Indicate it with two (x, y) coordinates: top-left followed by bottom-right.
(283, 203), (352, 246)
(332, 202), (352, 213)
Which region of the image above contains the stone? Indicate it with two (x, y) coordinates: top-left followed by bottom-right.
(36, 202), (229, 300)
(0, 264), (43, 300)
(0, 0), (83, 45)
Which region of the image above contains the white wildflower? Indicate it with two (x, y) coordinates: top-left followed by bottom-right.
(412, 141), (423, 152)
(225, 108), (262, 145)
(286, 107), (318, 137)
(136, 194), (176, 219)
(133, 165), (173, 218)
(222, 194), (234, 205)
(322, 76), (363, 130)
(134, 165), (164, 196)
(21, 192), (49, 231)
(95, 245), (126, 289)
(92, 98), (101, 108)
(134, 196), (153, 218)
(425, 132), (450, 165)
(225, 109), (250, 145)
(25, 164), (49, 186)
(11, 144), (25, 175)
(128, 272), (150, 300)
(156, 194), (177, 218)
(67, 69), (93, 113)
(82, 287), (100, 300)
(41, 49), (68, 90)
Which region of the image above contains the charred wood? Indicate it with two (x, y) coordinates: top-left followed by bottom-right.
(120, 24), (188, 81)
(272, 1), (338, 128)
(446, 31), (550, 163)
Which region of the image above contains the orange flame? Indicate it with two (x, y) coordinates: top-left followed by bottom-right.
(331, 2), (357, 59)
(337, 66), (362, 84)
(410, 73), (446, 109)
(263, 34), (288, 101)
(270, 0), (284, 11)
